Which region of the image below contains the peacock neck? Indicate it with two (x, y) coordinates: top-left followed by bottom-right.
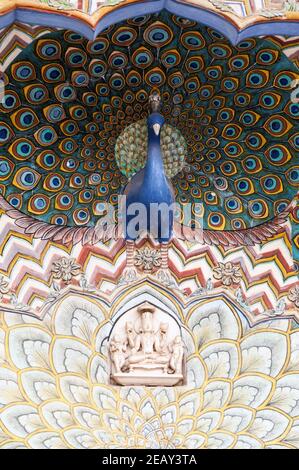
(143, 123), (166, 186)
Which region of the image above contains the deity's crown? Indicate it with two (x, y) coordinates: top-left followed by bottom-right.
(137, 302), (155, 314)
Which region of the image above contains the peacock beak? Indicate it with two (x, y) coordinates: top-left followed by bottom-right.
(153, 123), (161, 136)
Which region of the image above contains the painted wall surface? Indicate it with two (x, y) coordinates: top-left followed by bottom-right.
(0, 8), (298, 449)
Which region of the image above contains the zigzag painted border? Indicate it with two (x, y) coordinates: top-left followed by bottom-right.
(0, 209), (298, 321)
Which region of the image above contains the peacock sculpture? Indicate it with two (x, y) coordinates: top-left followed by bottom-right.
(124, 91), (176, 243)
(0, 12), (298, 280)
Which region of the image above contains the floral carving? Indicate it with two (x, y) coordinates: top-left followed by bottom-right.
(0, 275), (9, 300)
(134, 247), (162, 272)
(288, 285), (299, 308)
(208, 0), (234, 13)
(51, 257), (81, 284)
(213, 262), (242, 286)
(39, 0), (75, 10)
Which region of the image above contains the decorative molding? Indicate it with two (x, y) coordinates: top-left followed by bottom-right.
(0, 1), (298, 43)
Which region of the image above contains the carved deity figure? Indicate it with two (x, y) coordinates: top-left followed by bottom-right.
(154, 322), (169, 355)
(125, 321), (136, 349)
(127, 305), (169, 371)
(169, 336), (184, 375)
(110, 302), (185, 385)
(109, 334), (126, 373)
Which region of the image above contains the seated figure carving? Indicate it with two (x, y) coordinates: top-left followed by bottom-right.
(109, 302), (184, 386)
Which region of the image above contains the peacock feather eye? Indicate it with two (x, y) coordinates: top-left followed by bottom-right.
(0, 157), (14, 180)
(284, 102), (299, 119)
(217, 108), (235, 122)
(69, 105), (87, 120)
(28, 194), (50, 215)
(108, 51), (128, 70)
(185, 56), (205, 73)
(51, 214), (67, 225)
(204, 191), (218, 205)
(242, 156), (262, 174)
(260, 175), (283, 194)
(127, 15), (151, 27)
(54, 84), (76, 102)
(34, 126), (57, 146)
(236, 38), (256, 51)
(206, 65), (222, 80)
(221, 77), (239, 92)
(36, 39), (61, 60)
(43, 174), (65, 192)
(64, 31), (84, 44)
(72, 70), (90, 87)
(289, 132), (299, 151)
(264, 115), (293, 137)
(225, 197), (243, 214)
(222, 124), (242, 140)
(13, 168), (40, 190)
(37, 150), (59, 170)
(70, 174), (85, 189)
(208, 212), (225, 230)
(235, 178), (254, 196)
(220, 161), (237, 176)
(265, 145), (292, 166)
(274, 71), (297, 89)
(0, 91), (21, 112)
(11, 62), (35, 81)
(55, 193), (74, 210)
(65, 47), (87, 67)
(43, 105), (65, 123)
(229, 54), (250, 70)
(286, 167), (299, 187)
(234, 92), (251, 107)
(181, 31), (205, 50)
(41, 64), (65, 83)
(7, 193), (22, 209)
(239, 111), (260, 127)
(209, 43), (232, 59)
(0, 122), (14, 144)
(109, 73), (125, 90)
(245, 132), (266, 150)
(246, 69), (270, 88)
(144, 22), (173, 47)
(145, 68), (166, 87)
(112, 27), (137, 46)
(248, 199), (269, 219)
(256, 49), (279, 65)
(73, 207), (90, 225)
(87, 38), (109, 54)
(59, 138), (78, 155)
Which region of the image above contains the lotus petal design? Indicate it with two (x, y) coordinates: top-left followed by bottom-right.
(0, 292), (298, 449)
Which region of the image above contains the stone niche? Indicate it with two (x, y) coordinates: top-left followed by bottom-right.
(109, 302), (185, 386)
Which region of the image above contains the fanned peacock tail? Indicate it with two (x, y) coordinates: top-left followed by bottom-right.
(0, 11), (298, 239)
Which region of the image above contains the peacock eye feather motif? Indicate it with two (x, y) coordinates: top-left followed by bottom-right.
(0, 11), (298, 246)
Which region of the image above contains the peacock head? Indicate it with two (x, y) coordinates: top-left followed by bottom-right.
(147, 112), (165, 137)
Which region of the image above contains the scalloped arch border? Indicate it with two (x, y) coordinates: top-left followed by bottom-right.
(1, 0), (299, 44)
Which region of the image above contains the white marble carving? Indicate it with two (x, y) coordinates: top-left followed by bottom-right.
(109, 302), (185, 386)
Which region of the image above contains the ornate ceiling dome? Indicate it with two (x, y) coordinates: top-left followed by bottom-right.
(0, 11), (298, 236)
